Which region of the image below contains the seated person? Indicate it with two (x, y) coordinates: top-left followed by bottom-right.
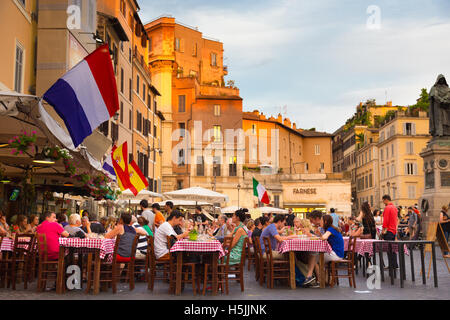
(64, 214), (90, 238)
(224, 209), (249, 265)
(105, 213), (147, 262)
(212, 215), (229, 242)
(137, 216), (153, 237)
(154, 210), (190, 260)
(308, 210), (325, 236)
(14, 215), (32, 234)
(260, 214), (297, 260)
(132, 215), (149, 260)
(57, 212), (69, 228)
(36, 211), (70, 260)
(320, 214), (345, 263)
(0, 211), (9, 236)
(87, 213), (106, 234)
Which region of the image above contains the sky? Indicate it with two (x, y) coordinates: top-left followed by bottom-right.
(138, 0), (450, 133)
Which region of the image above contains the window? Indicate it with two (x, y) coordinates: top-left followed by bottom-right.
(120, 0), (126, 16)
(381, 167), (385, 180)
(380, 149), (384, 161)
(99, 121), (109, 137)
(178, 149), (185, 166)
(111, 122), (119, 143)
(149, 37), (152, 51)
(404, 122), (416, 136)
(213, 157), (221, 176)
(405, 162), (418, 175)
(120, 42), (124, 52)
(136, 111), (142, 131)
(178, 95), (186, 112)
(129, 109), (132, 129)
(193, 43), (198, 57)
(120, 102), (123, 124)
(177, 180), (183, 190)
(211, 52), (217, 66)
(214, 105), (221, 116)
(196, 156), (204, 176)
(386, 147), (389, 159)
(229, 157), (237, 177)
(365, 176), (368, 189)
(369, 149), (372, 161)
(391, 163), (395, 176)
(129, 48), (132, 63)
(391, 144), (394, 157)
(120, 68), (124, 93)
(314, 144), (320, 155)
(251, 145), (257, 162)
(136, 75), (140, 94)
(274, 195), (280, 208)
(129, 79), (132, 101)
(369, 173), (373, 187)
(251, 124), (257, 135)
(386, 166), (389, 178)
(179, 123), (185, 138)
(370, 195), (374, 207)
(14, 43), (24, 93)
(142, 83), (146, 100)
(175, 38), (180, 51)
(408, 185), (416, 199)
(406, 141), (414, 154)
(305, 163), (309, 173)
(213, 125), (222, 142)
(320, 162), (325, 172)
(379, 131), (385, 142)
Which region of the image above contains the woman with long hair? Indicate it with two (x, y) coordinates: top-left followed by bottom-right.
(357, 202), (376, 239)
(28, 214), (40, 233)
(320, 215), (345, 262)
(224, 209), (249, 265)
(14, 215), (31, 234)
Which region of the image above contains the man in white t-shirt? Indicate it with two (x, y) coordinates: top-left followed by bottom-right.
(154, 210), (190, 260)
(140, 199), (155, 232)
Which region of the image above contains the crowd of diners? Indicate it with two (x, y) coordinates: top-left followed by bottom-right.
(1, 193), (449, 290)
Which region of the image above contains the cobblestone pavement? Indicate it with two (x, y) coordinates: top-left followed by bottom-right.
(0, 250), (448, 300)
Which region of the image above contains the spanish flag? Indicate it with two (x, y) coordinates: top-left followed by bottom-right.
(128, 160), (149, 196)
(112, 142), (131, 191)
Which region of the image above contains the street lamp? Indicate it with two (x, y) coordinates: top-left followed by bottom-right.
(237, 184), (241, 208)
(386, 181), (391, 197)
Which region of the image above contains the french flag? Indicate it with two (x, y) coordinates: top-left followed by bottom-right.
(102, 153), (116, 181)
(43, 44), (119, 147)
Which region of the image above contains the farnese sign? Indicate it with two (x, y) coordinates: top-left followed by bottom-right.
(293, 188), (317, 195)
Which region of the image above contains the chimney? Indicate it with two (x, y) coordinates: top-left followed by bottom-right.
(277, 114), (282, 123)
(284, 118), (291, 128)
(293, 123), (297, 130)
(386, 101), (392, 107)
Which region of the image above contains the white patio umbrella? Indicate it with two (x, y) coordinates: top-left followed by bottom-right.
(120, 189), (162, 199)
(163, 187), (229, 204)
(257, 207), (289, 214)
(220, 206), (240, 214)
(157, 200), (211, 207)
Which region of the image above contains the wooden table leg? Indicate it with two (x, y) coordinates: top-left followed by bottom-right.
(93, 250), (100, 295)
(420, 244), (426, 285)
(398, 244), (405, 288)
(212, 252), (218, 296)
(85, 253), (92, 294)
(175, 252), (183, 295)
(56, 246), (65, 294)
(319, 253), (325, 288)
(388, 243), (394, 285)
(289, 251), (296, 290)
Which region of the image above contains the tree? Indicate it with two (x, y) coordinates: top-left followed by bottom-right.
(410, 88), (429, 112)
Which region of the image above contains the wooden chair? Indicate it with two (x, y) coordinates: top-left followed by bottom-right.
(262, 237), (290, 289)
(133, 237), (150, 283)
(253, 236), (268, 285)
(227, 237), (249, 292)
(246, 237), (256, 271)
(86, 234), (139, 293)
(3, 234), (35, 290)
(202, 236), (232, 295)
(0, 236), (5, 288)
(328, 236), (357, 288)
(147, 235), (171, 291)
(167, 236), (199, 295)
(36, 233), (60, 292)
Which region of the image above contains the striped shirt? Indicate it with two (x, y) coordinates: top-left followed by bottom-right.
(133, 223), (149, 254)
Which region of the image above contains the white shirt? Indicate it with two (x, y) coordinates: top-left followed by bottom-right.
(141, 209), (155, 231)
(154, 221), (177, 259)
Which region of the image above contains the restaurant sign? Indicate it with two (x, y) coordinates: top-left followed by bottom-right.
(293, 188), (317, 195)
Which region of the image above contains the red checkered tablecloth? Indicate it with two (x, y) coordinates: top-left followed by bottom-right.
(59, 238), (116, 260)
(278, 238), (332, 254)
(343, 237), (409, 257)
(0, 237), (33, 252)
(170, 239), (225, 258)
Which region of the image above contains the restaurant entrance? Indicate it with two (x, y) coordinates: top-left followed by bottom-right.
(283, 204), (327, 219)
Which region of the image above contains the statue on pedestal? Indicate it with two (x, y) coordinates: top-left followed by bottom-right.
(429, 74), (450, 137)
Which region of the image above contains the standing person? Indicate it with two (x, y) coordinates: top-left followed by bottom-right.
(193, 206), (207, 224)
(407, 207), (418, 240)
(381, 195), (398, 268)
(152, 203), (165, 229)
(439, 205), (450, 257)
(329, 208), (340, 229)
(36, 212), (70, 260)
(356, 202), (376, 239)
(140, 200), (155, 232)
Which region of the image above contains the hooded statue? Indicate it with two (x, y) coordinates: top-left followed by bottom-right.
(429, 74), (450, 137)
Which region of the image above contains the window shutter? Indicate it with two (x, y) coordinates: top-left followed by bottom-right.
(413, 163), (418, 175)
(404, 163), (408, 175)
(412, 123), (416, 135)
(403, 123), (406, 135)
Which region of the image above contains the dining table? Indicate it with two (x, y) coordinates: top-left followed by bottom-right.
(56, 237), (115, 295)
(170, 238), (225, 295)
(278, 237), (332, 289)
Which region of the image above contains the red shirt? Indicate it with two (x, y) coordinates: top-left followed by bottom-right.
(36, 220), (64, 260)
(382, 203), (398, 235)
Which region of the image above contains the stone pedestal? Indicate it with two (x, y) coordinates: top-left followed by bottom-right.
(419, 137), (450, 236)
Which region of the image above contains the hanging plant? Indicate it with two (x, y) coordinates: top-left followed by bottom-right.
(75, 172), (113, 201)
(9, 130), (37, 156)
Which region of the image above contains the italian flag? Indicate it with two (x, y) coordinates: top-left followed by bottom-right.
(253, 178), (270, 204)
